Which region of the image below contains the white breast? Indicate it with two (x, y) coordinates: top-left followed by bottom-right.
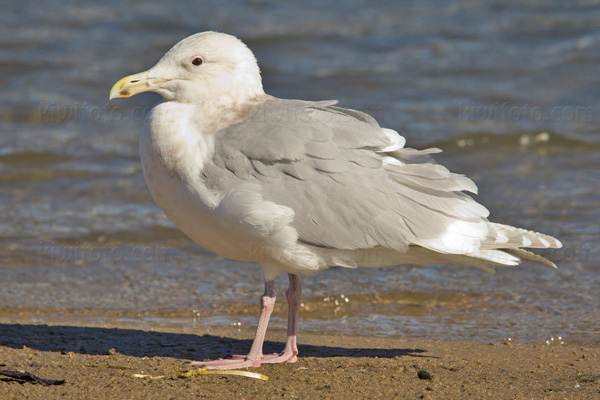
(139, 102), (258, 262)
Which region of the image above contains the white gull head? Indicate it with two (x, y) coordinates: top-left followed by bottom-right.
(110, 31), (264, 105)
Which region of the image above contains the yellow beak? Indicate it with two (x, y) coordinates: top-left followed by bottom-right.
(109, 71), (168, 99)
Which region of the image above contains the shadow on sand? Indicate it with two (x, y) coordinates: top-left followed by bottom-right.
(0, 323), (428, 362)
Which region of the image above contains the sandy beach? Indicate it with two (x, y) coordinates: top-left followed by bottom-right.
(1, 322), (598, 399)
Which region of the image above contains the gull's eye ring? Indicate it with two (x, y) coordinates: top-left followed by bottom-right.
(192, 57), (203, 66)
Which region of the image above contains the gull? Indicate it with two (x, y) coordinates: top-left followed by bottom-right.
(110, 31), (562, 369)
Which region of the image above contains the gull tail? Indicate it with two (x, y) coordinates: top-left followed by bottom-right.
(470, 222), (562, 270)
(485, 222), (562, 250)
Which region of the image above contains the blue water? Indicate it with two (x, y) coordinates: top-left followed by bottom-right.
(1, 0), (599, 345)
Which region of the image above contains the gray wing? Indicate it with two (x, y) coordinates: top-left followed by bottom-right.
(204, 99), (559, 261)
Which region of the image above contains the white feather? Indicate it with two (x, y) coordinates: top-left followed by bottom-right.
(380, 128), (406, 152)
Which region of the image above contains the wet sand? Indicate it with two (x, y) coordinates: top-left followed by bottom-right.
(1, 322), (598, 399)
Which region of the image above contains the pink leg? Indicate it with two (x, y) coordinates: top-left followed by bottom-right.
(191, 274), (302, 369)
(262, 274), (301, 363)
(191, 280), (276, 370)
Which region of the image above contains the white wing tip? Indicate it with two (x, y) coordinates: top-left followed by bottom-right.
(380, 128), (406, 152)
(382, 156), (403, 166)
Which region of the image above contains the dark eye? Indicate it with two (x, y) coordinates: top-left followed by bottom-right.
(191, 57), (203, 66)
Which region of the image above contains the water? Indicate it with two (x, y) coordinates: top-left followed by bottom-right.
(1, 0), (599, 345)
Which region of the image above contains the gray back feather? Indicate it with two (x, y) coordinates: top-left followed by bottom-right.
(203, 98), (560, 263)
(204, 99), (466, 252)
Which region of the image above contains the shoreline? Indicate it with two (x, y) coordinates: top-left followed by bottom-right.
(1, 322), (598, 399)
